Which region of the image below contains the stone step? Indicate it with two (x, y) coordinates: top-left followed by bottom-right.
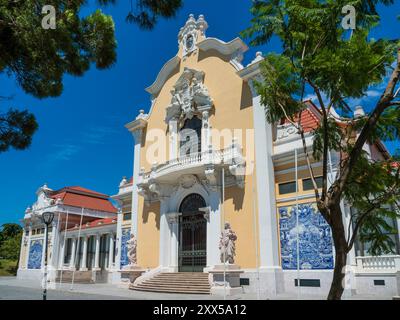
(154, 275), (209, 278)
(142, 281), (210, 288)
(131, 272), (210, 294)
(132, 285), (210, 294)
(146, 278), (208, 284)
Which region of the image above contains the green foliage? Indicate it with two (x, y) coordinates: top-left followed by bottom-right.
(256, 53), (303, 123)
(312, 118), (344, 161)
(0, 108), (38, 153)
(0, 1), (117, 152)
(0, 235), (21, 260)
(0, 1), (117, 98)
(344, 155), (400, 254)
(99, 0), (183, 30)
(244, 0), (400, 261)
(0, 223), (22, 261)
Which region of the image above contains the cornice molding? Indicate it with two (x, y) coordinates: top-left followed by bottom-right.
(145, 56), (181, 96)
(197, 37), (248, 56)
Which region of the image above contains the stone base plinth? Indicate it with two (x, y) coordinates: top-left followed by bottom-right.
(209, 264), (244, 296)
(119, 266), (145, 288)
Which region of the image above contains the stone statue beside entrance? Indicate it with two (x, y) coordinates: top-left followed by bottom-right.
(126, 233), (137, 266)
(210, 222), (243, 296)
(219, 222), (237, 264)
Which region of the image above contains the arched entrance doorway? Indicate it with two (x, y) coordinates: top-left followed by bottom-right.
(178, 194), (207, 272)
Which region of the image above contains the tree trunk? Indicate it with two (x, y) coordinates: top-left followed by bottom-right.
(327, 205), (348, 300)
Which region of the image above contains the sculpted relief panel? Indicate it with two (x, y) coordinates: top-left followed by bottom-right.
(165, 67), (213, 124)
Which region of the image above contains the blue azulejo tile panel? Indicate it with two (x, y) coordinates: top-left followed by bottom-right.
(28, 239), (43, 269)
(278, 203), (334, 270)
(120, 228), (130, 268)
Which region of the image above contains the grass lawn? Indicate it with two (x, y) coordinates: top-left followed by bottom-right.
(0, 259), (18, 276)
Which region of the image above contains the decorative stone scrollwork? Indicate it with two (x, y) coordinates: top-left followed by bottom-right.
(179, 174), (198, 189)
(277, 124), (298, 140)
(126, 234), (137, 266)
(166, 212), (180, 225)
(205, 164), (218, 192)
(165, 67), (213, 124)
(199, 207), (210, 222)
(178, 14), (208, 57)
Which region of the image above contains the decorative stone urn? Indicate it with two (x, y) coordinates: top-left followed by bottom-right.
(209, 222), (243, 295)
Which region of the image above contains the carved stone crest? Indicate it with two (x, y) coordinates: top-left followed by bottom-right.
(165, 67), (213, 123)
(179, 174), (198, 189)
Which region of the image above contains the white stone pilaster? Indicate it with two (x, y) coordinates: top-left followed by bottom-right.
(206, 189), (222, 269)
(69, 238), (76, 270)
(167, 213), (180, 271)
(81, 236), (88, 271)
(94, 233), (101, 271)
(115, 210), (123, 270)
(131, 130), (142, 239)
(25, 225), (32, 269)
(108, 233), (115, 270)
(169, 118), (179, 160)
(201, 110), (210, 153)
(251, 93), (280, 269)
(58, 236), (65, 269)
(159, 199), (170, 269)
(49, 220), (58, 268)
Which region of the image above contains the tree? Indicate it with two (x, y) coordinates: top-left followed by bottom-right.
(0, 106), (38, 153)
(0, 234), (22, 261)
(0, 223), (22, 263)
(243, 0), (400, 300)
(98, 0), (183, 30)
(0, 223), (22, 240)
(0, 0), (117, 151)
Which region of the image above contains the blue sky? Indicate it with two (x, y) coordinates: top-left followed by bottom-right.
(0, 0), (399, 226)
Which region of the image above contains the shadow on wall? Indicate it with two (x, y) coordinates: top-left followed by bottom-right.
(225, 184), (245, 212)
(142, 201), (161, 231)
(240, 81), (253, 110)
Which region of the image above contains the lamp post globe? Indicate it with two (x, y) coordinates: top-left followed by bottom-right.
(42, 211), (54, 226)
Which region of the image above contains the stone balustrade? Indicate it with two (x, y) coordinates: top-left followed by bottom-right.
(356, 255), (400, 272)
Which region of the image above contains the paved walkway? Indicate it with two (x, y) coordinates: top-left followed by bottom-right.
(0, 277), (392, 300)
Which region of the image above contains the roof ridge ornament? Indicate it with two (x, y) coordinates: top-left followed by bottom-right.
(178, 14), (208, 57)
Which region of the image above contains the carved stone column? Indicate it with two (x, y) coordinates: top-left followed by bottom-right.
(108, 233), (115, 270)
(201, 110), (210, 153)
(167, 213), (180, 271)
(81, 236), (88, 271)
(93, 233), (101, 271)
(69, 238), (76, 270)
(169, 117), (179, 160)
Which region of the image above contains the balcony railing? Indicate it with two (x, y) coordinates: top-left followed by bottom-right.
(137, 142), (246, 202)
(138, 142), (244, 184)
(356, 255), (400, 272)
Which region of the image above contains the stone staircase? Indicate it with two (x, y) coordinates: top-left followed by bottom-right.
(131, 272), (211, 294)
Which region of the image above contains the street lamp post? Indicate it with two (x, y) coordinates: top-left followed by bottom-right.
(41, 211), (54, 301)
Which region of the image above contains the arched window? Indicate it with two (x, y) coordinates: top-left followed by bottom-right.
(179, 116), (202, 157)
(179, 193), (206, 214)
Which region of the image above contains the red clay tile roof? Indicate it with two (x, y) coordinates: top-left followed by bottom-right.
(50, 186), (117, 213)
(281, 100), (321, 132)
(66, 217), (117, 232)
